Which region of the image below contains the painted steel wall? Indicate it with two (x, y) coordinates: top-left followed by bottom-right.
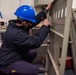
(72, 0), (76, 8)
(0, 0), (34, 23)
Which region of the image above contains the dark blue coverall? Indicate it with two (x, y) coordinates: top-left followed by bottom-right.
(0, 10), (50, 75)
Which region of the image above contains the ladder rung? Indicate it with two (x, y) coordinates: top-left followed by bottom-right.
(41, 44), (47, 46)
(50, 29), (64, 38)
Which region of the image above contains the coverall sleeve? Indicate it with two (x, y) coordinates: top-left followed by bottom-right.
(12, 25), (49, 50)
(35, 10), (47, 25)
(29, 10), (47, 29)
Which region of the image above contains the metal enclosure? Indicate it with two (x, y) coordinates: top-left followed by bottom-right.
(45, 0), (74, 75)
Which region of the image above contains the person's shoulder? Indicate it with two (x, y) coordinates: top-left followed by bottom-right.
(8, 19), (17, 24)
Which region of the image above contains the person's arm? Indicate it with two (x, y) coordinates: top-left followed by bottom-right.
(13, 19), (50, 50)
(34, 0), (54, 25)
(44, 0), (54, 13)
(28, 0), (54, 30)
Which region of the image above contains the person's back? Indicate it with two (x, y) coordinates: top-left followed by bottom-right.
(0, 20), (23, 68)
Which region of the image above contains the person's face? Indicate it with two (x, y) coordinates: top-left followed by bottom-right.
(17, 18), (33, 28)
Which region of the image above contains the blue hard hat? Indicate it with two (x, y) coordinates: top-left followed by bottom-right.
(14, 5), (36, 23)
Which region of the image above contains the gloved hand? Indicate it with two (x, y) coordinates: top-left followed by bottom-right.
(42, 18), (49, 27)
